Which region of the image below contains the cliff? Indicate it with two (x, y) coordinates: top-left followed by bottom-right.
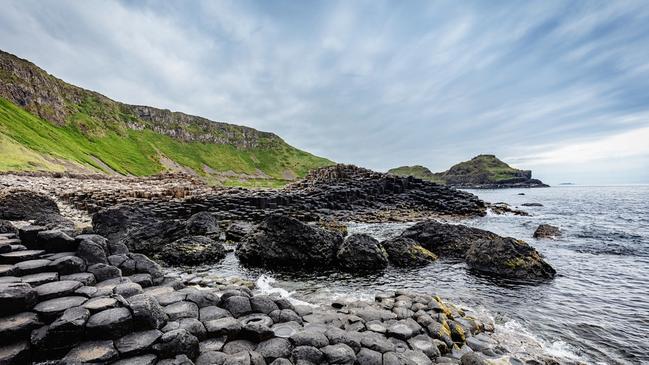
(0, 50), (333, 186)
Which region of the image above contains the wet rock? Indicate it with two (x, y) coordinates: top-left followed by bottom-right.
(159, 235), (227, 266)
(398, 350), (433, 365)
(186, 211), (220, 236)
(179, 318), (207, 340)
(241, 317), (274, 342)
(86, 307), (134, 338)
(115, 329), (163, 356)
(128, 293), (168, 329)
(320, 343), (356, 364)
(63, 340), (119, 363)
(271, 321), (302, 339)
(533, 224), (561, 239)
(36, 230), (77, 252)
(336, 234), (388, 271)
(324, 328), (361, 353)
(186, 289), (220, 308)
(256, 337), (292, 361)
(361, 332), (396, 353)
(200, 336), (227, 352)
(157, 354), (195, 365)
(465, 236), (556, 279)
(0, 282), (37, 315)
(236, 215), (343, 268)
(0, 311), (42, 342)
(226, 222), (253, 242)
(130, 253), (164, 282)
(521, 203), (543, 207)
(408, 334), (441, 360)
(49, 255), (86, 274)
(386, 321), (418, 340)
(34, 280), (83, 300)
(153, 328), (199, 359)
(381, 237), (437, 267)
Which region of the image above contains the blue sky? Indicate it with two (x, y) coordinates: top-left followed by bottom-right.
(1, 0), (648, 184)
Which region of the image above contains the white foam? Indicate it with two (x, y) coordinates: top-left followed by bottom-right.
(255, 274), (315, 307)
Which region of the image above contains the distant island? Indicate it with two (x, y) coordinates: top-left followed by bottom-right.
(389, 154), (549, 189)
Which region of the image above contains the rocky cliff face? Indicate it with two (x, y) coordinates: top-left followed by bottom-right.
(0, 50), (278, 149)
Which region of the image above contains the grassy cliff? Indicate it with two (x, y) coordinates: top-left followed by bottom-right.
(389, 155), (542, 187)
(0, 50), (333, 186)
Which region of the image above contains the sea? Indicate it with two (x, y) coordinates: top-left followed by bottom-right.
(187, 186), (649, 365)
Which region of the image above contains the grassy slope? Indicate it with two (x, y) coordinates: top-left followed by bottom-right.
(0, 97), (332, 185)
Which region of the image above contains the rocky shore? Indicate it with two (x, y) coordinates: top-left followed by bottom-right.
(0, 220), (503, 365)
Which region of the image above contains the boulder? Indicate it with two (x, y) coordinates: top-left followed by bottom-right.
(128, 294), (168, 329)
(236, 215), (343, 268)
(186, 211), (219, 236)
(76, 234), (109, 265)
(0, 341), (31, 364)
(465, 236), (556, 280)
(165, 301), (199, 321)
(158, 236), (226, 266)
(17, 225), (47, 249)
(320, 343), (356, 364)
(221, 295), (252, 318)
(87, 263), (122, 281)
(121, 220), (187, 256)
(533, 224), (561, 239)
(400, 221), (499, 257)
(49, 255), (86, 274)
(336, 234), (388, 271)
(256, 337), (292, 361)
(381, 237), (437, 267)
(0, 190), (59, 220)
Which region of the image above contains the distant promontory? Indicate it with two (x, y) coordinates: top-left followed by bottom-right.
(389, 154), (548, 189)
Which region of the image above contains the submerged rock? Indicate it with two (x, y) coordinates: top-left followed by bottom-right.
(236, 215), (343, 268)
(381, 237), (437, 267)
(465, 236), (556, 279)
(336, 234), (388, 271)
(533, 224), (561, 239)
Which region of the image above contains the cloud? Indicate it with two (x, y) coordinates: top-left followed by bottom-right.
(0, 0), (648, 183)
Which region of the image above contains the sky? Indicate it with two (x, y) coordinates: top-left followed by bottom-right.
(1, 0), (648, 184)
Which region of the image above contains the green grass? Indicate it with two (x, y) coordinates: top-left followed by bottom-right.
(0, 97), (333, 184)
(388, 165), (446, 183)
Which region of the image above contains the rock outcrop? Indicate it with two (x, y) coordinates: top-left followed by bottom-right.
(465, 237), (557, 279)
(236, 215), (343, 269)
(336, 234), (389, 271)
(381, 237), (438, 267)
(533, 224), (561, 239)
(400, 220), (555, 280)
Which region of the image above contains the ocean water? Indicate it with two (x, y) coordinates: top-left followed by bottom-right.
(191, 186), (649, 364)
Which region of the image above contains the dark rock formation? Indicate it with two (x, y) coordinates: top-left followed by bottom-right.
(185, 212), (220, 237)
(465, 236), (556, 279)
(0, 190), (59, 220)
(381, 237), (437, 267)
(236, 215), (343, 268)
(400, 221), (500, 257)
(533, 224), (561, 238)
(157, 236), (226, 266)
(336, 234), (389, 271)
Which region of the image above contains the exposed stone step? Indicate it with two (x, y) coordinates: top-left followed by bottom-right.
(0, 250), (46, 264)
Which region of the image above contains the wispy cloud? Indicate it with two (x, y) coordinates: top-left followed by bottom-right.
(0, 0), (648, 183)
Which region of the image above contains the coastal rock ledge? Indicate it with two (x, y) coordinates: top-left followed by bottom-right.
(0, 225), (504, 365)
